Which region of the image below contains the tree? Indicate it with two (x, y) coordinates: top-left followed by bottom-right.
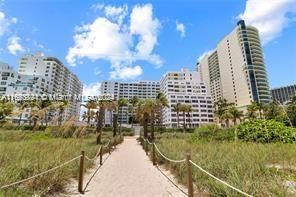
(186, 105), (193, 128)
(287, 96), (296, 127)
(214, 98), (233, 127)
(155, 92), (169, 128)
(179, 104), (189, 132)
(246, 101), (258, 119)
(228, 106), (244, 125)
(265, 101), (284, 121)
(118, 98), (128, 134)
(135, 99), (151, 139)
(0, 102), (14, 121)
(95, 100), (109, 144)
(172, 103), (181, 128)
(81, 101), (97, 126)
(55, 101), (68, 126)
(129, 96), (139, 128)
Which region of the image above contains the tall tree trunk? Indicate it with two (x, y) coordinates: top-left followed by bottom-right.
(143, 112), (148, 138)
(112, 113), (118, 137)
(151, 112), (155, 141)
(119, 107), (122, 135)
(187, 112), (191, 128)
(183, 112), (186, 132)
(96, 107), (105, 144)
(19, 113), (22, 126)
(177, 112), (179, 128)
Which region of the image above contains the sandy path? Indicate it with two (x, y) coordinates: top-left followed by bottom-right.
(69, 137), (186, 197)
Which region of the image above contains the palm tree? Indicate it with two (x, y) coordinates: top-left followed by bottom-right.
(135, 99), (151, 139)
(55, 100), (69, 126)
(214, 98), (233, 126)
(156, 92), (169, 128)
(81, 101), (97, 126)
(257, 102), (266, 119)
(118, 98), (128, 134)
(172, 103), (181, 128)
(186, 105), (192, 128)
(0, 101), (14, 121)
(129, 96), (139, 128)
(95, 100), (108, 144)
(179, 104), (189, 132)
(228, 106), (244, 125)
(246, 101), (258, 119)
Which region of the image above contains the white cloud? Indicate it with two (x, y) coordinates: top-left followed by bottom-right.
(197, 49), (214, 62)
(104, 5), (128, 25)
(67, 3), (162, 80)
(94, 67), (102, 75)
(110, 65), (142, 80)
(7, 36), (24, 55)
(239, 0), (296, 44)
(83, 82), (101, 97)
(176, 21), (186, 38)
(0, 11), (12, 36)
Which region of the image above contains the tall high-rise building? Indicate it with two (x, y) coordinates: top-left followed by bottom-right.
(0, 52), (83, 123)
(198, 20), (271, 108)
(101, 81), (160, 124)
(160, 68), (214, 128)
(17, 52), (83, 120)
(271, 84), (296, 104)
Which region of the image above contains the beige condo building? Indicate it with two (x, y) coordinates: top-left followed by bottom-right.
(198, 20), (271, 108)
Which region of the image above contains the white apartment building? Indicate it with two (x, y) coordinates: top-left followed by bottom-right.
(0, 52), (83, 123)
(101, 81), (160, 124)
(198, 20), (271, 109)
(160, 68), (214, 128)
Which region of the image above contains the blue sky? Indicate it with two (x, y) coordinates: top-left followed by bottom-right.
(0, 0), (295, 95)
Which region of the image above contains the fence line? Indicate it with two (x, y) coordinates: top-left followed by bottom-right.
(153, 143), (186, 163)
(0, 155), (82, 189)
(189, 160), (253, 197)
(142, 137), (252, 197)
(85, 145), (102, 161)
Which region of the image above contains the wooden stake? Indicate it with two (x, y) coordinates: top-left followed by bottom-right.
(100, 146), (103, 165)
(152, 144), (156, 166)
(78, 151), (85, 194)
(186, 152), (194, 197)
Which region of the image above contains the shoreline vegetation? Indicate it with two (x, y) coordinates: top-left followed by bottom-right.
(0, 126), (129, 196)
(140, 124), (296, 196)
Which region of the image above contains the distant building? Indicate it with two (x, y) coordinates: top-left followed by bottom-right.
(271, 84), (296, 104)
(160, 68), (214, 128)
(198, 20), (271, 108)
(101, 81), (160, 124)
(0, 52), (83, 123)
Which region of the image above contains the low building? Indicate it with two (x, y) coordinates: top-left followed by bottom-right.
(160, 68), (214, 128)
(271, 84), (296, 104)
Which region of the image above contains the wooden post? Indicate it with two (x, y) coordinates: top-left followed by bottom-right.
(152, 144), (156, 166)
(186, 152), (194, 197)
(99, 146), (103, 165)
(114, 137), (117, 149)
(145, 140), (148, 156)
(78, 151), (85, 194)
(108, 143), (111, 154)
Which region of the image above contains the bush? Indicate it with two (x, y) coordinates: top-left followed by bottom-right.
(193, 124), (234, 141)
(237, 119), (296, 143)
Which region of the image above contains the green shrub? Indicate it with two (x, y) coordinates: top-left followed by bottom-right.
(193, 124), (234, 141)
(237, 119), (296, 143)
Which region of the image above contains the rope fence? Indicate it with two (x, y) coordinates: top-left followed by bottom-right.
(141, 137), (253, 197)
(0, 135), (124, 194)
(0, 155), (82, 189)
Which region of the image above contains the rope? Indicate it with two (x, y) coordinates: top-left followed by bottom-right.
(189, 160), (253, 197)
(85, 146), (102, 161)
(154, 144), (186, 163)
(0, 155), (82, 189)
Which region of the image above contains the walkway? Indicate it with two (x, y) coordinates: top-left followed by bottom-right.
(70, 137), (186, 197)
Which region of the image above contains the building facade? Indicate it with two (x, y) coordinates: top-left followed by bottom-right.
(160, 68), (214, 128)
(0, 52), (83, 123)
(101, 80), (160, 124)
(271, 84), (296, 104)
(198, 20), (271, 109)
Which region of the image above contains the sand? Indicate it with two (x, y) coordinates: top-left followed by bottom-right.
(67, 136), (187, 197)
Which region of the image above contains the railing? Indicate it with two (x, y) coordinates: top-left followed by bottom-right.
(0, 135), (124, 194)
(141, 137), (253, 197)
